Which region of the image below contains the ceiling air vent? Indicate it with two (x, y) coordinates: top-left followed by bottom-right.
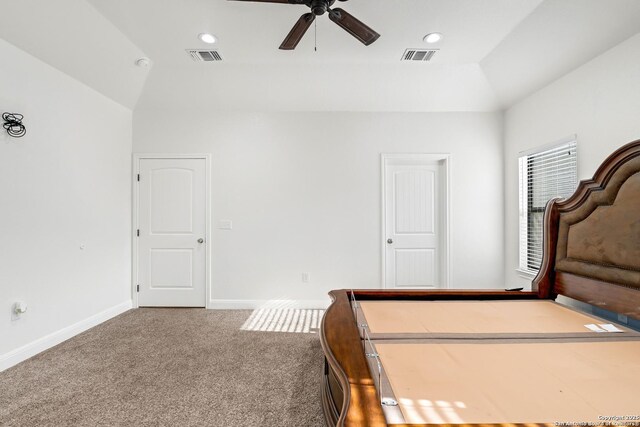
(187, 50), (223, 62)
(401, 49), (437, 62)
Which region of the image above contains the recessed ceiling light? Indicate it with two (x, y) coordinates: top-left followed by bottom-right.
(199, 33), (217, 44)
(423, 33), (443, 44)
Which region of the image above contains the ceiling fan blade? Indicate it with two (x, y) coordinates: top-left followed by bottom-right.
(280, 13), (315, 50)
(328, 8), (380, 46)
(228, 0), (305, 4)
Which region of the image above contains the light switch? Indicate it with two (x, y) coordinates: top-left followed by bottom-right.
(218, 220), (233, 230)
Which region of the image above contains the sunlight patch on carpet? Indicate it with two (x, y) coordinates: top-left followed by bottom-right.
(241, 309), (325, 333)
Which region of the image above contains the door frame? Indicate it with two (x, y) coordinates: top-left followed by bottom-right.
(381, 153), (450, 289)
(132, 153), (212, 309)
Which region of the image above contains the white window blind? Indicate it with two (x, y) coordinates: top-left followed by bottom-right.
(518, 138), (578, 276)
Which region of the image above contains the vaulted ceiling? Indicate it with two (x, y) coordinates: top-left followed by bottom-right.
(1, 0), (639, 111)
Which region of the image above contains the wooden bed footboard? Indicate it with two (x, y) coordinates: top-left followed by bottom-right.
(320, 290), (386, 427)
(320, 289), (543, 426)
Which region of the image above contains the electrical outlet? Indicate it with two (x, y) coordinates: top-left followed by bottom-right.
(618, 313), (628, 324)
(302, 273), (310, 283)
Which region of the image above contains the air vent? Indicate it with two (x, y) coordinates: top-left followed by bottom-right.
(187, 50), (223, 62)
(401, 49), (437, 62)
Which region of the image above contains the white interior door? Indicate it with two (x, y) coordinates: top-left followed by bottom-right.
(137, 158), (206, 307)
(383, 157), (448, 289)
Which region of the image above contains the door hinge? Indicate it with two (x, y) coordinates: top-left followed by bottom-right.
(137, 174), (140, 182)
(137, 229), (140, 237)
(137, 285), (140, 292)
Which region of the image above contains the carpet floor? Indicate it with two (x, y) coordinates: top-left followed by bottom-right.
(0, 309), (325, 426)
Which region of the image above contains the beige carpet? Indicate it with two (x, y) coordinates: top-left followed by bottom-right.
(0, 309), (325, 426)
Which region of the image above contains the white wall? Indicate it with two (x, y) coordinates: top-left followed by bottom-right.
(503, 32), (640, 289)
(134, 111), (505, 307)
(0, 39), (132, 369)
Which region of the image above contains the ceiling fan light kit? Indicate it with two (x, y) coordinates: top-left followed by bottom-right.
(230, 0), (379, 50)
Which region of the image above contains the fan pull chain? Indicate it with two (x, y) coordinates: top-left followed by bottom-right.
(314, 19), (317, 52)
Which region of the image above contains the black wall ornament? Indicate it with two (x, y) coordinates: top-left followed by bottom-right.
(2, 112), (26, 138)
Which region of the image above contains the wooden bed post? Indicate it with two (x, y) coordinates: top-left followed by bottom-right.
(532, 198), (561, 299)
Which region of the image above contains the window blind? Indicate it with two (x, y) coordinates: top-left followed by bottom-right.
(518, 138), (578, 276)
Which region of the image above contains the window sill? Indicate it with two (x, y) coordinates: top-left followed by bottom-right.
(516, 268), (537, 280)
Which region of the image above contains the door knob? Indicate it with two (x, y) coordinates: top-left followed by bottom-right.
(387, 238), (393, 244)
(197, 238), (204, 244)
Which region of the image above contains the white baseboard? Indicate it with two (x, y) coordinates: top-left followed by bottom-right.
(0, 300), (132, 372)
(208, 299), (330, 310)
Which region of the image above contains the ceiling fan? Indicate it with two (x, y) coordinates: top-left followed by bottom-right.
(229, 0), (380, 50)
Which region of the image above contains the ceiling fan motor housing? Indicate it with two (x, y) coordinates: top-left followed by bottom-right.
(310, 0), (334, 15)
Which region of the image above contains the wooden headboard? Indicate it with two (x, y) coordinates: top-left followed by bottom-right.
(533, 139), (640, 320)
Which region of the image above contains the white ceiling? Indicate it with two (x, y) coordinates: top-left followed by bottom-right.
(481, 0), (640, 107)
(0, 0), (149, 110)
(1, 0), (639, 112)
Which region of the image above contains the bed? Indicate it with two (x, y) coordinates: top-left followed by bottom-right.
(320, 139), (640, 426)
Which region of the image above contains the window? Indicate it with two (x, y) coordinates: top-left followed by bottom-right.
(518, 137), (578, 276)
